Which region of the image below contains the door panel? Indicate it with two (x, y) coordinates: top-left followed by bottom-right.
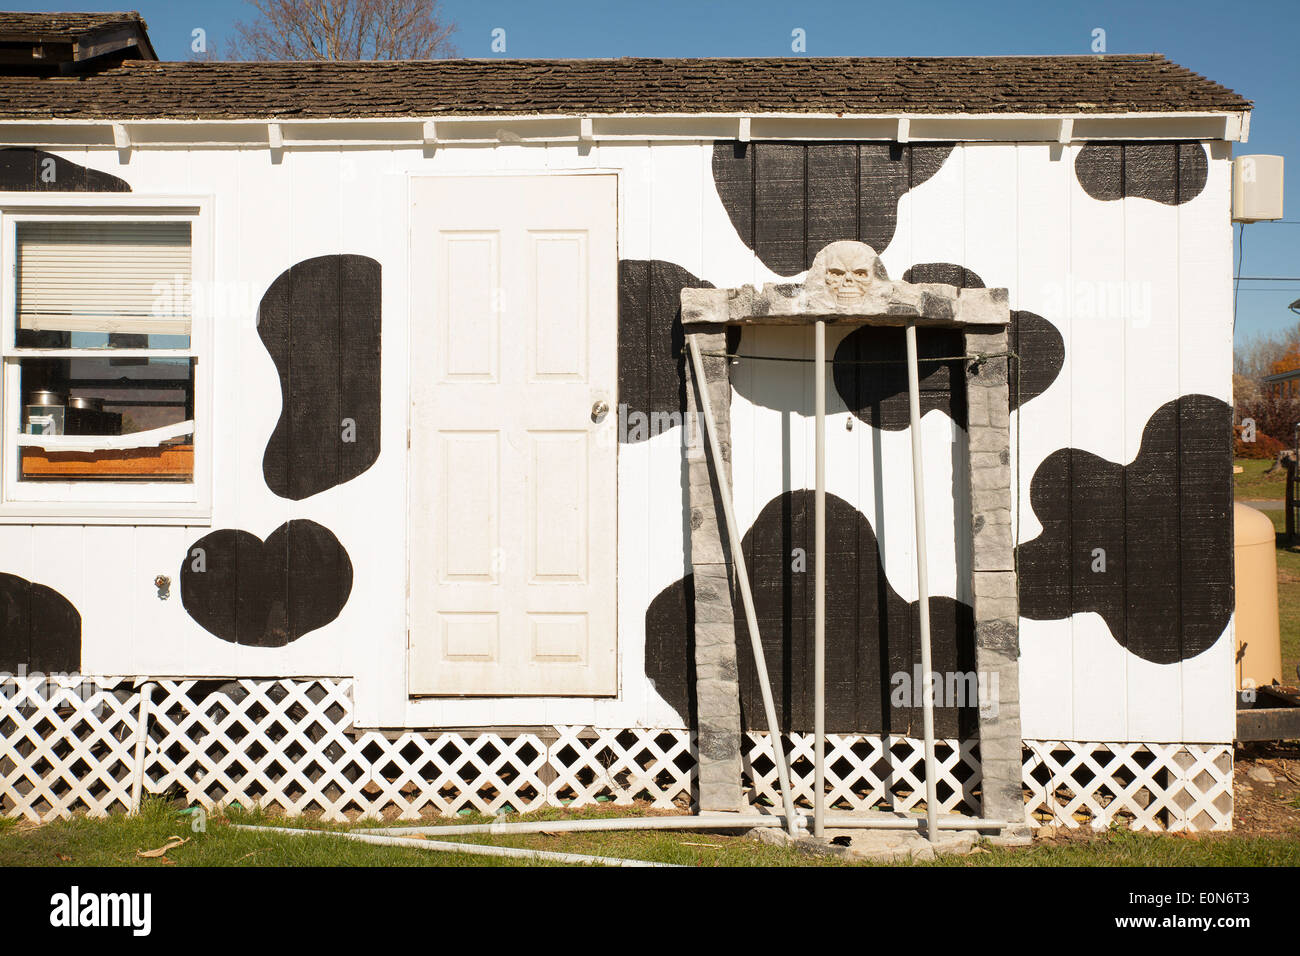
(409, 175), (618, 696)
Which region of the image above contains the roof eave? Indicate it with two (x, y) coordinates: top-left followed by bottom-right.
(0, 108), (1253, 150)
(72, 21), (158, 65)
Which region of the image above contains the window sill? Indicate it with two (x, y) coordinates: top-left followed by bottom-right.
(0, 504), (211, 526)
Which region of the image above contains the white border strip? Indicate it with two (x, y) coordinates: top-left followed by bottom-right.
(0, 109), (1250, 149)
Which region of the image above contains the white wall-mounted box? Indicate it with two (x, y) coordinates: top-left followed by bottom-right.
(1232, 154), (1284, 222)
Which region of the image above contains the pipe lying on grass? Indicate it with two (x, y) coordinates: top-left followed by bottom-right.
(353, 813), (791, 838)
(351, 813), (1015, 838)
(817, 816), (1016, 831)
(232, 823), (679, 868)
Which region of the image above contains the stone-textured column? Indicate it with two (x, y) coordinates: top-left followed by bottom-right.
(963, 327), (1027, 833)
(684, 328), (744, 811)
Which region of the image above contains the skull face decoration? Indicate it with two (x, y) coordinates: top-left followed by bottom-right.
(809, 241), (889, 308)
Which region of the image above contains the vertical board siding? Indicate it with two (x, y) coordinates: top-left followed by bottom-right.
(1068, 139), (1130, 742)
(1177, 143), (1235, 741)
(713, 142), (977, 735)
(1013, 143), (1074, 735)
(0, 141), (1234, 745)
(711, 141), (955, 275)
(1013, 142), (1233, 742)
(1123, 174), (1183, 738)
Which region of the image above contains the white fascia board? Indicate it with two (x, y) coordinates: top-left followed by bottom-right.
(0, 109), (1252, 148)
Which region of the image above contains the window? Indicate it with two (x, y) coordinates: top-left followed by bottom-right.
(0, 199), (210, 522)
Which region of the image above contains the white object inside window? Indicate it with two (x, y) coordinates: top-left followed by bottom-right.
(0, 199), (210, 523)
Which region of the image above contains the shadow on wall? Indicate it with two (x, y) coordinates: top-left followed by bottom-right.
(700, 261), (1064, 422)
(647, 490), (978, 738)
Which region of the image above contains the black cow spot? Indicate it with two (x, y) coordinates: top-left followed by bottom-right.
(0, 148), (131, 192)
(1074, 142), (1208, 205)
(831, 262), (1064, 428)
(1017, 394), (1233, 663)
(646, 490), (977, 736)
(833, 324), (969, 431)
(0, 573), (80, 672)
(1009, 310), (1065, 411)
(259, 255), (382, 500)
(618, 259), (738, 443)
(901, 262), (984, 289)
(180, 520), (353, 647)
(711, 142), (955, 276)
(902, 262), (1063, 412)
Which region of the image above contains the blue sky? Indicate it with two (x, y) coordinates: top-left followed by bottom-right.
(12, 0), (1299, 346)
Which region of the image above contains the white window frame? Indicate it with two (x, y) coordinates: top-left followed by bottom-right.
(0, 194), (213, 525)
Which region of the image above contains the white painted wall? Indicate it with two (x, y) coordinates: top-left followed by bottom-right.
(2, 138), (1235, 742)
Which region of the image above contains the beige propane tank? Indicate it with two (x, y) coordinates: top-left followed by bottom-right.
(1233, 502), (1283, 689)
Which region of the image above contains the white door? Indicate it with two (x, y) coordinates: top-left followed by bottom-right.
(408, 175), (618, 696)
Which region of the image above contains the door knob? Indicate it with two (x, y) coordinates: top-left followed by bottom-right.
(591, 400), (610, 423)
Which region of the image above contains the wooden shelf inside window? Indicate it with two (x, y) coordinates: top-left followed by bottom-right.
(20, 442), (194, 479)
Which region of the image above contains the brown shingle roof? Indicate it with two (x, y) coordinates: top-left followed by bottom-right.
(0, 10), (145, 42)
(0, 53), (1250, 121)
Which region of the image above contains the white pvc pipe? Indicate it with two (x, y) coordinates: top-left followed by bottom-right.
(353, 814), (790, 837)
(128, 680), (154, 816)
(813, 319), (827, 839)
(334, 812), (1017, 838)
(905, 322), (940, 843)
(233, 824), (678, 868)
(815, 815), (1015, 830)
(687, 334), (801, 836)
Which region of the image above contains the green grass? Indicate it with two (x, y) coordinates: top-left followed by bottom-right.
(0, 800), (544, 867)
(1235, 458), (1287, 500)
(1, 799), (1297, 867)
(0, 800), (822, 868)
(939, 829), (1300, 867)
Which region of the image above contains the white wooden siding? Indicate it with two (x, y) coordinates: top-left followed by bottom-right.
(1, 141), (1234, 742)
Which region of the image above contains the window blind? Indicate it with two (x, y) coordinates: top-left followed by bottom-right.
(16, 221), (192, 336)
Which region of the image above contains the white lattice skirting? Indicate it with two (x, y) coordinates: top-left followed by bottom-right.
(1023, 739), (1234, 832)
(0, 677), (1233, 830)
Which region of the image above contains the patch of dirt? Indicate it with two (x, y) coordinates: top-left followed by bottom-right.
(1232, 742), (1300, 836)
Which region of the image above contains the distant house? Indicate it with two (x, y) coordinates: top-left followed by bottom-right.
(0, 10), (1248, 832)
(0, 10), (155, 75)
